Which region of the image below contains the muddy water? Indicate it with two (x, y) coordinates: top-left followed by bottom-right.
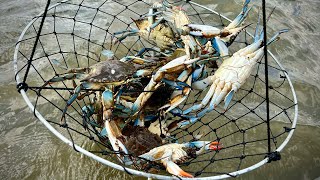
(0, 0), (319, 179)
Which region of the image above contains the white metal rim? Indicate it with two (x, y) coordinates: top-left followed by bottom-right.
(13, 1), (298, 179)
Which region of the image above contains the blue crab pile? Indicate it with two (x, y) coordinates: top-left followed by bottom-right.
(43, 0), (288, 177)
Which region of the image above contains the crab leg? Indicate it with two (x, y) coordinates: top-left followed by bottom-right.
(114, 17), (164, 43)
(81, 104), (101, 129)
(44, 73), (92, 125)
(41, 73), (86, 88)
(101, 88), (131, 164)
(113, 30), (139, 42)
(225, 0), (251, 30)
(134, 47), (170, 58)
(60, 82), (101, 124)
(211, 37), (229, 57)
(192, 64), (207, 81)
(120, 56), (155, 64)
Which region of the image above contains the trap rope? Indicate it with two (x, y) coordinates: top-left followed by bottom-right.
(14, 0), (298, 179)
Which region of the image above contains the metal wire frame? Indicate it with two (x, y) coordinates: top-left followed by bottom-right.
(13, 0), (298, 179)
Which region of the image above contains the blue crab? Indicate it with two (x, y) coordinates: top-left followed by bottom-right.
(44, 51), (153, 149)
(179, 29), (289, 125)
(139, 141), (222, 177)
(113, 6), (177, 52)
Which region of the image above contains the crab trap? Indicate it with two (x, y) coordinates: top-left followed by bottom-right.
(14, 0), (298, 179)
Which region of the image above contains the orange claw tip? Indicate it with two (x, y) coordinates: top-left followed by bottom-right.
(179, 170), (194, 178)
(210, 141), (220, 145)
(166, 161), (194, 178)
(209, 141), (222, 151)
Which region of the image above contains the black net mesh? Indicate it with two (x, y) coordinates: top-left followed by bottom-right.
(14, 0), (297, 178)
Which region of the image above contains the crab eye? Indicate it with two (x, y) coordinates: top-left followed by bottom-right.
(111, 69), (116, 74)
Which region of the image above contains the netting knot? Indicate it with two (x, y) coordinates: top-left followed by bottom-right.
(284, 126), (294, 133)
(195, 171), (202, 177)
(267, 151), (281, 163)
(280, 74), (286, 79)
(60, 123), (68, 128)
(17, 82), (28, 93)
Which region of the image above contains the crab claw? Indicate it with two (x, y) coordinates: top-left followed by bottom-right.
(165, 160), (194, 178)
(186, 24), (221, 38)
(113, 29), (140, 43)
(212, 37), (229, 57)
(186, 141), (222, 151)
(159, 88), (190, 114)
(169, 108), (183, 116)
(160, 75), (192, 114)
(208, 141), (222, 151)
(192, 64), (206, 82)
(162, 78), (191, 90)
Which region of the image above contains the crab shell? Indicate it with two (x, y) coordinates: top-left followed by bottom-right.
(133, 18), (176, 51)
(81, 59), (136, 85)
(122, 125), (163, 156)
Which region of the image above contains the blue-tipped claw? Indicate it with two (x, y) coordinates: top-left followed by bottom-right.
(227, 0), (251, 29)
(254, 10), (262, 42)
(170, 108), (183, 116)
(134, 118), (144, 126)
(162, 78), (191, 90)
(82, 105), (95, 126)
(183, 104), (202, 115)
(198, 107), (213, 118)
(114, 29), (140, 42)
(224, 90), (234, 110)
(102, 90), (113, 103)
(212, 37), (229, 57)
(266, 29), (289, 46)
(196, 37), (209, 46)
(145, 115), (158, 122)
(177, 116), (198, 128)
(192, 65), (205, 82)
(100, 127), (108, 137)
(149, 17), (165, 30)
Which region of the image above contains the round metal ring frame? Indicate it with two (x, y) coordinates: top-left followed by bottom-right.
(13, 0), (298, 179)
